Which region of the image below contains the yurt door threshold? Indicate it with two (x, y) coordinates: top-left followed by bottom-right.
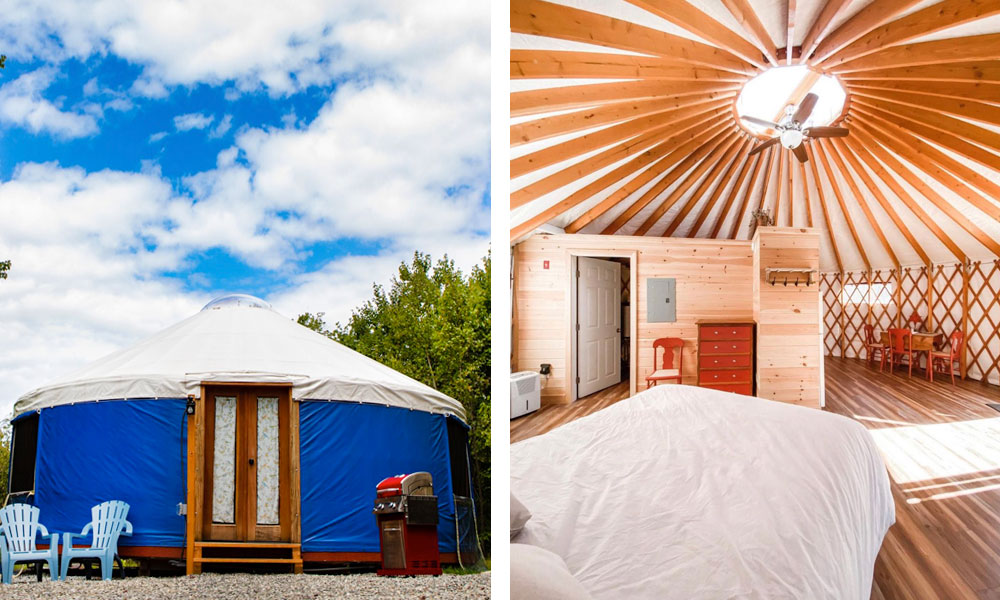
(185, 383), (302, 574)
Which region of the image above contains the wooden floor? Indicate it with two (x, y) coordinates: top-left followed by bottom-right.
(509, 358), (1000, 599)
(509, 380), (630, 444)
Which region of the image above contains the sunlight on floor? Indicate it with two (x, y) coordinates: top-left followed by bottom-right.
(869, 416), (1000, 484)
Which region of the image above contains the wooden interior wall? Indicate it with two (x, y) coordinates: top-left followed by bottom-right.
(752, 227), (821, 407)
(513, 233), (754, 405)
(820, 260), (1000, 386)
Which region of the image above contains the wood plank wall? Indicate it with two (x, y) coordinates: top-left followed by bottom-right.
(752, 227), (822, 407)
(512, 233), (754, 405)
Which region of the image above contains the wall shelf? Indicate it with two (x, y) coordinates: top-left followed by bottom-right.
(765, 268), (817, 287)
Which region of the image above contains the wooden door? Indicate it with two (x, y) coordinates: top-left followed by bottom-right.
(202, 386), (291, 542)
(577, 257), (621, 397)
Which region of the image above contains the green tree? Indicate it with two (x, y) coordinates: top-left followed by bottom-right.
(0, 260), (10, 280)
(298, 251), (491, 554)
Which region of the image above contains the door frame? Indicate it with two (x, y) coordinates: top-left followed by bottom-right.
(186, 383), (301, 564)
(567, 249), (638, 403)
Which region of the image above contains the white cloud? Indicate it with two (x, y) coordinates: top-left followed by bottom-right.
(173, 112), (214, 131)
(148, 131), (167, 143)
(0, 1), (488, 96)
(0, 68), (98, 138)
(210, 114), (233, 138)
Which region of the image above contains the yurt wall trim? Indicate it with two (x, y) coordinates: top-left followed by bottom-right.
(820, 259), (1000, 385)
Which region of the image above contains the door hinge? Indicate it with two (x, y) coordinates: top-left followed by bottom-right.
(576, 376), (580, 383)
(576, 322), (580, 331)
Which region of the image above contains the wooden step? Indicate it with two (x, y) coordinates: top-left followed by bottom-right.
(190, 541), (303, 574)
(195, 542), (300, 549)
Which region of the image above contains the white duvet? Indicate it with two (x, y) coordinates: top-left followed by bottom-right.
(511, 385), (895, 600)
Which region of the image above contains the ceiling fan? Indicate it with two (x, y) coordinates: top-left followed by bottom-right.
(741, 93), (849, 163)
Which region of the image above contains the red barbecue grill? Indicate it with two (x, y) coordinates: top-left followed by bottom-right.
(373, 472), (441, 576)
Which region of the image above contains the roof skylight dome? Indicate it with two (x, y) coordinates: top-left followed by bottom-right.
(736, 66), (847, 136)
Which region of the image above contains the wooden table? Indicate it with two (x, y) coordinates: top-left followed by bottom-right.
(880, 331), (944, 372)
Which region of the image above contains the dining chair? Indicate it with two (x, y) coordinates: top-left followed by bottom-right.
(887, 328), (915, 377)
(929, 330), (964, 385)
(863, 324), (889, 372)
(647, 338), (683, 388)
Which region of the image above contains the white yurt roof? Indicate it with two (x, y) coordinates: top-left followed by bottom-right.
(14, 294), (465, 421)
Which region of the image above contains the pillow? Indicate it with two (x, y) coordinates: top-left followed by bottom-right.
(510, 543), (592, 600)
(511, 492), (531, 539)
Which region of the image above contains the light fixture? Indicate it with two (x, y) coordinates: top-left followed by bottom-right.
(186, 396), (196, 415)
(780, 129), (804, 149)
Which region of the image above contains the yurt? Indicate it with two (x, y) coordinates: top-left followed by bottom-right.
(8, 294), (476, 573)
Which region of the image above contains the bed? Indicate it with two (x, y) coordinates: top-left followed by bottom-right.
(510, 384), (895, 599)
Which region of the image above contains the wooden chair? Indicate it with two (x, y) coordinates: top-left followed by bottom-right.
(929, 330), (964, 385)
(60, 500), (131, 581)
(647, 338), (683, 388)
(887, 328), (915, 377)
(863, 324), (889, 372)
(0, 504), (59, 584)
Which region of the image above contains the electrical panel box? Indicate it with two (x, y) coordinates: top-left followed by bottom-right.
(647, 278), (676, 323)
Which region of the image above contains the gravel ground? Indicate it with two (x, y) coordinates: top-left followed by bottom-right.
(0, 572), (491, 599)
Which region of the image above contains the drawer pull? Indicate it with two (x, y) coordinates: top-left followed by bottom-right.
(731, 330), (736, 334)
(732, 345), (736, 349)
(713, 360), (718, 364)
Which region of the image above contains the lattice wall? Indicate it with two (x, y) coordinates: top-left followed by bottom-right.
(820, 261), (1000, 386)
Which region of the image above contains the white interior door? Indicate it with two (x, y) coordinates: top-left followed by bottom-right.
(577, 257), (621, 398)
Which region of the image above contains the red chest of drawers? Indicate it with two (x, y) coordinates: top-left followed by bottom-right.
(697, 322), (754, 396)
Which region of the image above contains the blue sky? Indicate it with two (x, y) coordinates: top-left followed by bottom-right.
(0, 0), (490, 413)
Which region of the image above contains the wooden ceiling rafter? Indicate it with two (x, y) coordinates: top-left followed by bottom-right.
(830, 32), (1000, 73)
(851, 123), (1000, 257)
(849, 87), (1000, 130)
(511, 93), (733, 146)
(822, 139), (900, 269)
(511, 79), (741, 117)
(625, 0), (768, 69)
(661, 138), (750, 237)
(512, 99), (734, 178)
(773, 148), (786, 225)
(822, 0), (1000, 69)
(850, 95), (1000, 165)
(786, 0), (797, 66)
(798, 160), (813, 228)
(688, 144), (751, 237)
(511, 0), (756, 73)
(852, 111), (1000, 219)
(799, 0), (852, 64)
(849, 102), (1000, 180)
(807, 149), (844, 272)
(511, 118), (733, 239)
(838, 61), (1000, 83)
(810, 0), (924, 66)
(631, 131), (745, 235)
(724, 147), (770, 239)
(710, 150), (760, 238)
(564, 121), (735, 233)
(814, 140), (871, 271)
(848, 79), (1000, 106)
(833, 138), (931, 265)
(843, 132), (967, 263)
(600, 127), (737, 235)
(786, 151), (795, 227)
(510, 50), (750, 81)
(512, 105), (728, 208)
(719, 0), (780, 65)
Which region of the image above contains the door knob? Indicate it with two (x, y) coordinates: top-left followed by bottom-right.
(249, 458), (255, 466)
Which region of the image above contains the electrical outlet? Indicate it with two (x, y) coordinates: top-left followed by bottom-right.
(177, 502), (187, 516)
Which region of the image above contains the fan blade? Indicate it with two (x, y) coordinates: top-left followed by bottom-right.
(741, 115), (780, 129)
(804, 126), (849, 138)
(792, 143), (809, 163)
(748, 137), (780, 156)
(793, 93), (818, 123)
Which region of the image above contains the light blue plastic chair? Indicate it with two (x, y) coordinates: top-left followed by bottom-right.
(0, 503), (60, 584)
(60, 500), (132, 581)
